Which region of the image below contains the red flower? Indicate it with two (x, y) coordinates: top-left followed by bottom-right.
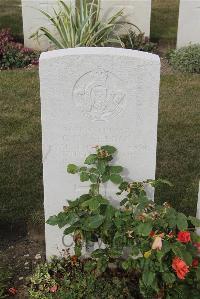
(177, 231), (191, 243)
(192, 258), (199, 268)
(149, 231), (155, 238)
(49, 285), (58, 293)
(172, 257), (189, 280)
(8, 288), (17, 295)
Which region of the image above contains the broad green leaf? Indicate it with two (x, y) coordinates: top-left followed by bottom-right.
(162, 272), (176, 284)
(101, 173), (110, 182)
(82, 215), (105, 230)
(84, 154), (97, 165)
(142, 271), (156, 287)
(176, 213), (188, 231)
(101, 145), (117, 154)
(109, 166), (123, 173)
(90, 173), (98, 183)
(97, 160), (106, 174)
(82, 197), (101, 211)
(188, 216), (200, 227)
(46, 215), (58, 226)
(97, 257), (108, 273)
(92, 249), (107, 258)
(182, 251), (193, 266)
(80, 172), (89, 182)
(64, 225), (76, 235)
(136, 222), (153, 236)
(84, 261), (96, 272)
(110, 174), (123, 184)
(67, 164), (78, 174)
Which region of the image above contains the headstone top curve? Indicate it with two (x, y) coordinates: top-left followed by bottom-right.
(39, 47), (160, 64)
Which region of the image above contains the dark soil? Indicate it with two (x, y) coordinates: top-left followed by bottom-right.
(0, 223), (45, 298)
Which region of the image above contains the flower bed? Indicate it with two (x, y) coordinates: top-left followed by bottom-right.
(29, 145), (200, 299)
(0, 29), (39, 70)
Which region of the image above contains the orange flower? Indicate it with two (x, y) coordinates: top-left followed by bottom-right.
(172, 257), (189, 280)
(71, 255), (78, 265)
(152, 236), (162, 250)
(177, 231), (191, 243)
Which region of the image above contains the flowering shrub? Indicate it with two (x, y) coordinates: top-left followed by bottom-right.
(0, 29), (39, 70)
(168, 44), (200, 73)
(29, 253), (135, 298)
(44, 145), (200, 298)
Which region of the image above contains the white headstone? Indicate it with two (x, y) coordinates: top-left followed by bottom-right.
(177, 0), (200, 48)
(22, 0), (74, 50)
(100, 0), (151, 37)
(39, 47), (160, 258)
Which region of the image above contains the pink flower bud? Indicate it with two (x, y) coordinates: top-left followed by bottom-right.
(152, 236), (162, 250)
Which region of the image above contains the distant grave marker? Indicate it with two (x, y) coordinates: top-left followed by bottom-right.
(177, 0), (200, 48)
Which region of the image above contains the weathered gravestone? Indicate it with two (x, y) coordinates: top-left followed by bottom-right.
(22, 0), (74, 50)
(100, 0), (151, 37)
(39, 47), (160, 258)
(177, 0), (200, 48)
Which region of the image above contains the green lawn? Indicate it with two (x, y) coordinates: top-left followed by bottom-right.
(150, 0), (180, 46)
(0, 69), (43, 224)
(0, 0), (23, 41)
(0, 69), (200, 224)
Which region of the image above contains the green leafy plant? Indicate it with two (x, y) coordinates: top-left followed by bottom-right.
(120, 30), (157, 53)
(168, 44), (200, 73)
(31, 0), (126, 48)
(29, 253), (135, 298)
(46, 145), (200, 298)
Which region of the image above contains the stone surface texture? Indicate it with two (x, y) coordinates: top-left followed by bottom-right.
(39, 47), (160, 257)
(101, 0), (151, 37)
(177, 0), (200, 48)
(22, 0), (74, 50)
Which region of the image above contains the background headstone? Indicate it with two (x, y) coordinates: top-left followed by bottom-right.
(100, 0), (151, 37)
(177, 0), (200, 48)
(22, 0), (74, 50)
(39, 47), (160, 258)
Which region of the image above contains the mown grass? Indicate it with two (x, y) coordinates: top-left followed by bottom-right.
(0, 0), (23, 41)
(0, 69), (43, 224)
(156, 74), (200, 216)
(0, 69), (200, 224)
(150, 0), (180, 46)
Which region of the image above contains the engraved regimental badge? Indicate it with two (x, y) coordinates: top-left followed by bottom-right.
(73, 68), (126, 121)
